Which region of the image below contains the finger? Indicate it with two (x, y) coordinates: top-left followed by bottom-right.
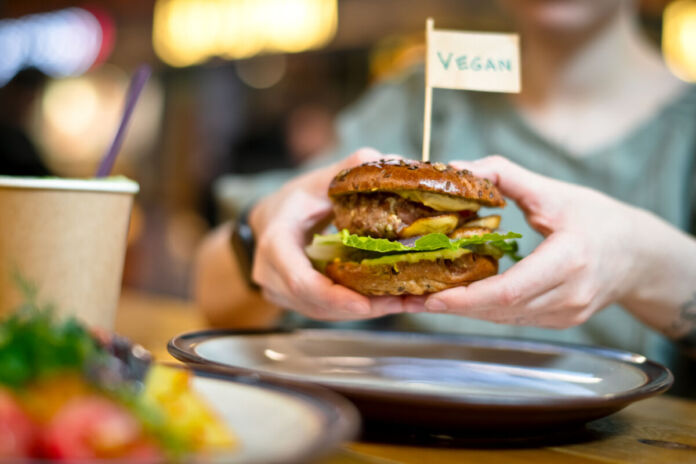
(264, 221), (373, 315)
(424, 237), (569, 316)
(452, 156), (565, 236)
(261, 287), (296, 312)
(253, 221), (373, 319)
(293, 193), (335, 234)
(504, 305), (593, 330)
(270, 189), (334, 244)
(299, 148), (391, 197)
(449, 156), (551, 209)
(277, 257), (372, 316)
(459, 281), (567, 328)
(402, 295), (428, 313)
(339, 147), (384, 168)
(338, 147), (403, 167)
(261, 284), (330, 318)
(515, 281), (599, 329)
(368, 296), (408, 316)
(263, 286), (377, 321)
(381, 153), (406, 161)
(261, 271), (381, 321)
(502, 311), (575, 329)
(255, 187), (384, 319)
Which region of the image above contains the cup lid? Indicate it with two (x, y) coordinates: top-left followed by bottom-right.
(0, 176), (139, 194)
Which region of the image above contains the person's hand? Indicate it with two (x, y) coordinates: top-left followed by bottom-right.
(249, 148), (408, 320)
(415, 155), (658, 329)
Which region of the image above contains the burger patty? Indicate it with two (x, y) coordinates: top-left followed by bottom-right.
(325, 252), (498, 296)
(332, 192), (474, 239)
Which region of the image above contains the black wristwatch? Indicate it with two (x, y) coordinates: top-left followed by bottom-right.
(230, 206), (260, 291)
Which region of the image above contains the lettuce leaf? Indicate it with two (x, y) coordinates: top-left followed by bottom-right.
(306, 230), (524, 267)
(489, 239), (524, 262)
(339, 229), (522, 253)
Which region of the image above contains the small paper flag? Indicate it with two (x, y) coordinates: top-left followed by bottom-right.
(427, 28), (521, 93)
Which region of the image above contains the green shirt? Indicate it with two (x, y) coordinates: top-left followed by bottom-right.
(217, 68), (696, 366)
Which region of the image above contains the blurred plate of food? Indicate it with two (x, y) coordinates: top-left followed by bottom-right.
(0, 308), (358, 463)
(169, 329), (672, 431)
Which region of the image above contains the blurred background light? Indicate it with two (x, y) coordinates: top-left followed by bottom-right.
(235, 55), (287, 89)
(0, 7), (109, 87)
(43, 77), (99, 138)
(0, 20), (26, 86)
(152, 0), (338, 67)
(33, 65), (164, 176)
(663, 0), (696, 82)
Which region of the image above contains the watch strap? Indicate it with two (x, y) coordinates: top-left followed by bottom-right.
(230, 206), (260, 291)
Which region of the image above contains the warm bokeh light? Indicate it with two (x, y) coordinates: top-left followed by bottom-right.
(369, 34), (425, 82)
(152, 0), (338, 67)
(33, 66), (164, 176)
(43, 78), (100, 138)
(663, 0), (696, 82)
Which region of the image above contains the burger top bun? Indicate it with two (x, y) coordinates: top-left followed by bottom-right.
(328, 159), (506, 208)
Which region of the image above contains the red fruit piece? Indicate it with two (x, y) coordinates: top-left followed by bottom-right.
(41, 395), (163, 462)
(0, 388), (37, 458)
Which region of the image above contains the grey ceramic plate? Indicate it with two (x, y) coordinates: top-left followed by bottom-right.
(183, 366), (359, 463)
(169, 330), (673, 430)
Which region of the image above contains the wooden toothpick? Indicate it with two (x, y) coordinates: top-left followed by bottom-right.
(422, 17), (434, 162)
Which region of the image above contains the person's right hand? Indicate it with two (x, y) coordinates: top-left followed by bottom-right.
(249, 148), (407, 320)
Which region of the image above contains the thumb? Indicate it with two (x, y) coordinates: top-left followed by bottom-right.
(336, 147), (404, 171)
(305, 147), (403, 196)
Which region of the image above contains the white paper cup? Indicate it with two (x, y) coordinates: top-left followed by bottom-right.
(0, 176), (139, 329)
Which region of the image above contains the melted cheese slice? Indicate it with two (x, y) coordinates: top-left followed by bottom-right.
(396, 190), (481, 212)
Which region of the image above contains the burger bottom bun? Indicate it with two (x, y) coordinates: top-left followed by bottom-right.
(325, 253), (498, 296)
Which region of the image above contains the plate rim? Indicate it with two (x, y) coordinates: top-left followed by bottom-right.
(181, 363), (360, 464)
(168, 328), (673, 411)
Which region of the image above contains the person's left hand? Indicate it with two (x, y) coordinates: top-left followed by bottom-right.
(405, 155), (659, 329)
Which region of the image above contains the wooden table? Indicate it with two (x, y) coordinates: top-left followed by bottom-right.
(116, 290), (696, 464)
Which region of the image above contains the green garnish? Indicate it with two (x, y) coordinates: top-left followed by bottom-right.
(0, 279), (100, 388)
(487, 238), (524, 262)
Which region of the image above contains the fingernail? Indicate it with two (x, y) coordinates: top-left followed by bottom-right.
(348, 302), (370, 314)
(425, 298), (447, 312)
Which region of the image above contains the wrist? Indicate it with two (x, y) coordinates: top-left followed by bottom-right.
(616, 208), (666, 304)
(616, 208), (696, 334)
